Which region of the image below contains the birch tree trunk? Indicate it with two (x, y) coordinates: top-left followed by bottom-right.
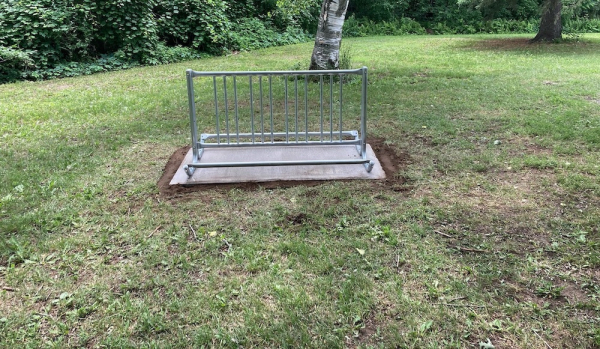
(309, 0), (349, 70)
(530, 0), (562, 42)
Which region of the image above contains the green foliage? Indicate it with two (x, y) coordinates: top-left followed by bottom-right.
(347, 0), (600, 36)
(154, 0), (230, 54)
(0, 0), (94, 67)
(0, 47), (34, 83)
(343, 15), (541, 36)
(151, 44), (208, 64)
(564, 17), (600, 32)
(0, 0), (311, 83)
(93, 0), (159, 62)
(274, 0), (321, 31)
(480, 18), (539, 33)
(0, 0), (158, 69)
(2, 0), (599, 84)
(25, 56), (139, 81)
(344, 16), (427, 37)
(347, 0), (409, 22)
(227, 18), (310, 51)
(338, 45), (354, 70)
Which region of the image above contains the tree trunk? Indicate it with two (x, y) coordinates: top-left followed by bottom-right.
(309, 0), (349, 70)
(530, 0), (562, 42)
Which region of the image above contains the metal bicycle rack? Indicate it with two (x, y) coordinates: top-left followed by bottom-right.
(183, 67), (374, 177)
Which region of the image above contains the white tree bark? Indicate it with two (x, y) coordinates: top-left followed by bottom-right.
(309, 0), (349, 70)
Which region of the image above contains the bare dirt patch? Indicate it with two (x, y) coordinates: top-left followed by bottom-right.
(509, 136), (554, 156)
(463, 38), (532, 51)
(422, 168), (563, 256)
(44, 83), (75, 92)
(157, 137), (410, 197)
(585, 96), (600, 105)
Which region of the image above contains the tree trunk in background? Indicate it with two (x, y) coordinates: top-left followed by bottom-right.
(530, 0), (562, 42)
(309, 0), (349, 70)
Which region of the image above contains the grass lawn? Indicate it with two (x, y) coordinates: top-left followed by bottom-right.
(1, 34), (599, 348)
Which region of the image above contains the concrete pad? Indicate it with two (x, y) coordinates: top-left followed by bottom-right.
(170, 144), (385, 185)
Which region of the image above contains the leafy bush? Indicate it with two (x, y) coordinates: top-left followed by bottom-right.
(0, 0), (94, 68)
(24, 56), (138, 81)
(93, 0), (159, 62)
(564, 17), (600, 33)
(0, 0), (157, 67)
(0, 0), (312, 83)
(0, 47), (35, 83)
(227, 18), (310, 51)
(344, 15), (546, 36)
(482, 18), (539, 33)
(344, 16), (427, 37)
(154, 0), (230, 54)
(272, 0), (321, 32)
(151, 44), (208, 65)
(347, 0), (409, 22)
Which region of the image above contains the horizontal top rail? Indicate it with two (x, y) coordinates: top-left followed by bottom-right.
(187, 67), (366, 78)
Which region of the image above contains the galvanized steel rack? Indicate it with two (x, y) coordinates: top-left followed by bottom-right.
(183, 67), (374, 177)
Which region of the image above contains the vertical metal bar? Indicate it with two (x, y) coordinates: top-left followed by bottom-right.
(361, 67), (368, 157)
(223, 76), (229, 145)
(339, 74), (343, 142)
(285, 77), (289, 143)
(320, 75), (323, 142)
(329, 74), (333, 142)
(260, 76), (264, 143)
(212, 76), (220, 144)
(304, 76), (308, 143)
(234, 76), (239, 144)
(186, 70), (199, 159)
(269, 75), (274, 143)
(295, 76), (298, 143)
(249, 76), (254, 144)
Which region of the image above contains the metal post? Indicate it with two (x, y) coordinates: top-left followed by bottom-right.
(186, 69), (198, 161)
(304, 76), (308, 143)
(250, 76), (254, 144)
(234, 76), (239, 144)
(339, 74), (343, 142)
(285, 77), (289, 143)
(320, 75), (324, 142)
(329, 74), (333, 142)
(295, 76), (298, 143)
(259, 76), (264, 143)
(223, 77), (229, 144)
(361, 67), (368, 159)
(213, 76), (220, 144)
(269, 75), (274, 143)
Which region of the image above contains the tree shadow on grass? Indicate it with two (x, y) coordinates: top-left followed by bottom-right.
(456, 37), (600, 56)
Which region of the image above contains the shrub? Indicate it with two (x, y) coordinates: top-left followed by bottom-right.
(149, 44), (207, 65)
(154, 0), (230, 55)
(0, 46), (35, 83)
(93, 0), (159, 62)
(24, 56), (138, 81)
(564, 17), (600, 33)
(0, 0), (94, 68)
(227, 18), (310, 52)
(343, 16), (426, 37)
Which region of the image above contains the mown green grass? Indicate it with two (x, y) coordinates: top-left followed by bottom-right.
(1, 34), (599, 348)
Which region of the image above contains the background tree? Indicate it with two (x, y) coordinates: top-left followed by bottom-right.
(457, 0), (598, 42)
(309, 0), (350, 70)
(531, 0), (563, 41)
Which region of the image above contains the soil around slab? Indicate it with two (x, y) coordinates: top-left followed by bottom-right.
(157, 137), (410, 196)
